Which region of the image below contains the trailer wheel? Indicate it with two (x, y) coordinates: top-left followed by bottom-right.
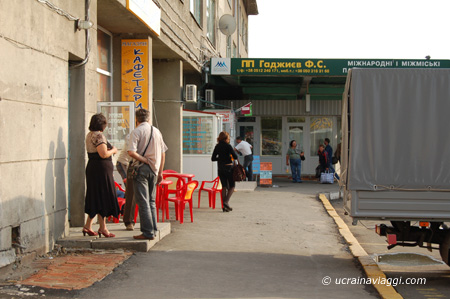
(439, 231), (450, 266)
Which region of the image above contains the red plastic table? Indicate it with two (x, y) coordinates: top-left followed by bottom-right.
(163, 172), (195, 183)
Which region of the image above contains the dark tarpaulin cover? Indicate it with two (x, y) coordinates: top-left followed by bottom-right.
(348, 68), (450, 191)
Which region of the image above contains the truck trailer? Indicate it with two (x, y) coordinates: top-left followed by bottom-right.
(340, 68), (450, 266)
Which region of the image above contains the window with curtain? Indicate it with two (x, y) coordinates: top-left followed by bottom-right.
(310, 117), (333, 156)
(190, 0), (202, 25)
(206, 0), (215, 45)
(97, 28), (112, 102)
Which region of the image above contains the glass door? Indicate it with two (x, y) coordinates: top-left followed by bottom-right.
(237, 120), (259, 174)
(285, 123), (305, 173)
(284, 117), (310, 175)
(237, 120), (258, 154)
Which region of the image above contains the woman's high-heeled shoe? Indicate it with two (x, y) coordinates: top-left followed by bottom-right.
(223, 203), (233, 211)
(98, 229), (115, 238)
(82, 227), (98, 237)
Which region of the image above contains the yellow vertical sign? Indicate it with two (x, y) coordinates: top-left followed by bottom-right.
(121, 39), (149, 110)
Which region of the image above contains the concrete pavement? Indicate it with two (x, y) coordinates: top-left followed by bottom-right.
(76, 178), (378, 299)
(0, 178), (380, 298)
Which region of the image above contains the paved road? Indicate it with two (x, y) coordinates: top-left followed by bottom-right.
(73, 179), (377, 299)
(331, 197), (450, 299)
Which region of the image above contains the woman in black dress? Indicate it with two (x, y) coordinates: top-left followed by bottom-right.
(83, 113), (119, 237)
(211, 131), (238, 212)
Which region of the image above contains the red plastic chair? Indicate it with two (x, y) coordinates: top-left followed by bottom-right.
(161, 174), (185, 220)
(110, 182), (126, 223)
(164, 178), (185, 220)
(163, 174), (184, 197)
(110, 181), (138, 224)
(198, 177), (223, 209)
(167, 180), (198, 224)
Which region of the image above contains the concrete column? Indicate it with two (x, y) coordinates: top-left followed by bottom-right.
(68, 66), (86, 227)
(153, 60), (183, 172)
(147, 36), (153, 120)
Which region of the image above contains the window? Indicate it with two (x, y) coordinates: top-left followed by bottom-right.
(190, 0), (202, 25)
(310, 117), (333, 156)
(262, 117), (282, 156)
(97, 28), (112, 102)
(206, 0), (215, 44)
(239, 126), (254, 146)
(287, 117), (306, 123)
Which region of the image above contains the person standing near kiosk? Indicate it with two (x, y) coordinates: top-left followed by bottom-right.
(234, 136), (253, 181)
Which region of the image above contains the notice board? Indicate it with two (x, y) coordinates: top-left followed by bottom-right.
(260, 162), (272, 186)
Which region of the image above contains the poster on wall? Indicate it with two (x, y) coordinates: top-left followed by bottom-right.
(97, 102), (135, 150)
(121, 39), (149, 110)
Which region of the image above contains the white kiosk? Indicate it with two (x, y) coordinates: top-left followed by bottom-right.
(182, 110), (223, 182)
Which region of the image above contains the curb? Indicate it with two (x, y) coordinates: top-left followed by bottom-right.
(318, 193), (403, 299)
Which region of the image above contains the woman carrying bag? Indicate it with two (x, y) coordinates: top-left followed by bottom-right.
(211, 131), (238, 212)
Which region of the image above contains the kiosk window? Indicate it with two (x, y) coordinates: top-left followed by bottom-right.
(262, 117), (282, 156)
(183, 116), (214, 155)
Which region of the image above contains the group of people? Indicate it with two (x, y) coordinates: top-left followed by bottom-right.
(286, 137), (340, 183)
(83, 109), (167, 240)
(317, 138), (340, 180)
(82, 114), (340, 236)
(82, 112), (251, 238)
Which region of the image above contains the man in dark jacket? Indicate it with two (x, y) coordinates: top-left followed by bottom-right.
(324, 138), (339, 180)
(316, 144), (328, 178)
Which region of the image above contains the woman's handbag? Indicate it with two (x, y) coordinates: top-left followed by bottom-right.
(232, 160), (246, 182)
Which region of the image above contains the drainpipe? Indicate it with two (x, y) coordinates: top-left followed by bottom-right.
(70, 0), (91, 68)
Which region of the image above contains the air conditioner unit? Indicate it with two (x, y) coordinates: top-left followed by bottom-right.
(185, 84), (197, 103)
(205, 89), (214, 108)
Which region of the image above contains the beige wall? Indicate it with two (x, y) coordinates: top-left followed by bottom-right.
(0, 0), (255, 269)
(0, 0), (98, 266)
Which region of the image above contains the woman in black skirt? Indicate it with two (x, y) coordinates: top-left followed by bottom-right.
(211, 131), (238, 212)
(83, 113), (119, 237)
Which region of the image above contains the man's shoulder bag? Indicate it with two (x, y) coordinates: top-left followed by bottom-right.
(129, 126), (153, 179)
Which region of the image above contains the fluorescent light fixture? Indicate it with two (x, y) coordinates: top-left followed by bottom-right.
(305, 93), (311, 112)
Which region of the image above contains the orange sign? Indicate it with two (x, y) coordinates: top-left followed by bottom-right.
(121, 39), (149, 109)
